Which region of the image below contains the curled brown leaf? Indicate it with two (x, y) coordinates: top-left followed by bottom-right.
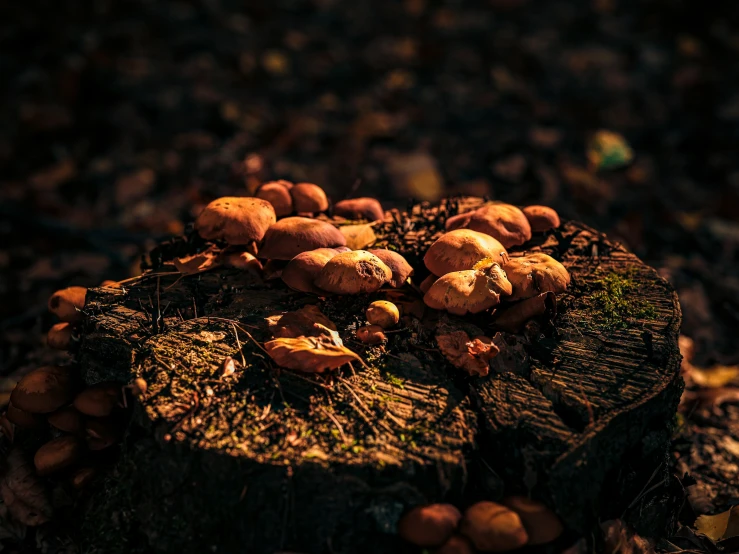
(436, 330), (499, 376)
(173, 247), (221, 275)
(264, 336), (364, 373)
(0, 448), (52, 526)
(266, 305), (338, 340)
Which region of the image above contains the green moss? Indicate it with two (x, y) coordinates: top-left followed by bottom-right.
(589, 269), (656, 329)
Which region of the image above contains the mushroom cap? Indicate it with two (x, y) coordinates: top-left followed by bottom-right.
(48, 286), (87, 322)
(290, 183), (329, 213)
(398, 503), (462, 547)
(368, 249), (414, 287)
(85, 417), (122, 450)
(281, 248), (344, 294)
(71, 466), (97, 489)
(472, 258), (514, 297)
(503, 253), (570, 300)
(424, 268), (511, 315)
(433, 535), (476, 554)
(424, 229), (508, 276)
(6, 402), (43, 428)
(334, 198), (384, 221)
(10, 366), (75, 414)
(256, 182), (294, 217)
(73, 383), (120, 417)
(314, 250), (392, 294)
(446, 203), (532, 248)
(195, 197), (276, 245)
(366, 301), (400, 329)
(356, 325), (387, 344)
(459, 501), (529, 552)
(259, 217), (346, 260)
(419, 274), (436, 294)
(522, 205), (560, 233)
(48, 407), (84, 433)
(47, 322), (73, 350)
(34, 436), (84, 476)
(501, 496), (563, 545)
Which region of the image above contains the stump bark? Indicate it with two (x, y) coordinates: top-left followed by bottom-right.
(75, 198), (682, 554)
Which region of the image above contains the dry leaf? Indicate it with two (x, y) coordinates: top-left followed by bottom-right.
(436, 330), (499, 376)
(338, 224), (377, 250)
(690, 364), (739, 388)
(266, 305), (338, 340)
(173, 248), (221, 275)
(695, 506), (739, 542)
(0, 448), (52, 526)
(264, 336), (363, 373)
(600, 519), (655, 554)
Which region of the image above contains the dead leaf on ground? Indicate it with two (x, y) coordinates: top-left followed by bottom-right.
(0, 448), (52, 526)
(436, 330), (499, 376)
(173, 247), (221, 275)
(266, 305), (339, 340)
(264, 336), (363, 373)
(695, 506), (739, 542)
(600, 519), (655, 554)
(689, 364), (739, 388)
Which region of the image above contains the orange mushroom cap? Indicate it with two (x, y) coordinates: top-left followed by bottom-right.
(503, 253), (570, 300)
(501, 496), (563, 545)
(368, 249), (414, 288)
(459, 501), (529, 552)
(522, 205), (561, 233)
(34, 436), (84, 476)
(48, 286), (87, 322)
(446, 203), (532, 248)
(433, 534), (476, 554)
(256, 181), (294, 217)
(366, 301), (400, 329)
(334, 197), (384, 221)
(195, 197), (276, 245)
(85, 417), (122, 450)
(10, 366), (75, 414)
(290, 183), (329, 213)
(48, 406), (84, 434)
(281, 248), (345, 294)
(424, 229), (508, 276)
(47, 322), (74, 350)
(73, 383), (121, 417)
(398, 503), (462, 547)
(356, 325), (387, 344)
(424, 265), (512, 316)
(314, 250), (392, 294)
(259, 217), (346, 260)
(6, 402), (43, 428)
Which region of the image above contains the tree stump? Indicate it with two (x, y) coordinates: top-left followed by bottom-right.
(75, 198), (682, 554)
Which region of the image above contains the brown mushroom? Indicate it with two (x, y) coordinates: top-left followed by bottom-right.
(522, 205), (560, 233)
(73, 383), (121, 417)
(47, 407), (84, 434)
(6, 402), (43, 428)
(419, 274), (436, 294)
(366, 301), (400, 329)
(368, 249), (413, 288)
(10, 366), (75, 414)
(195, 197), (276, 245)
(501, 496), (563, 545)
(398, 503), (462, 547)
(85, 417), (122, 450)
(70, 466), (97, 489)
(281, 248), (344, 294)
(314, 250), (392, 294)
(459, 501), (529, 552)
(259, 217), (346, 260)
(424, 229), (508, 276)
(34, 436), (84, 476)
(290, 183), (329, 213)
(334, 198), (384, 221)
(356, 325), (387, 345)
(424, 264), (512, 316)
(256, 181), (294, 217)
(433, 535), (476, 554)
(48, 286), (87, 322)
(47, 322), (74, 350)
(490, 292), (557, 333)
(446, 203), (532, 248)
(503, 253), (570, 300)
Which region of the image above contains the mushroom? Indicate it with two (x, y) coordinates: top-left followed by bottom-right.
(356, 325), (387, 345)
(366, 301), (400, 329)
(503, 253), (570, 300)
(34, 436), (84, 476)
(446, 203), (532, 248)
(73, 383), (121, 417)
(259, 217), (346, 260)
(281, 248), (345, 294)
(48, 286), (87, 322)
(368, 249), (413, 287)
(195, 197), (276, 245)
(490, 292), (557, 333)
(334, 198), (384, 221)
(424, 264), (512, 316)
(424, 229), (508, 276)
(419, 275), (436, 294)
(85, 417), (122, 450)
(501, 496), (563, 545)
(256, 181), (294, 217)
(433, 535), (475, 554)
(459, 501), (529, 552)
(70, 466), (97, 489)
(47, 407), (84, 434)
(398, 503), (462, 547)
(314, 250), (392, 294)
(10, 366), (75, 414)
(522, 205), (560, 233)
(6, 402), (43, 428)
(47, 322), (73, 350)
(290, 183), (329, 213)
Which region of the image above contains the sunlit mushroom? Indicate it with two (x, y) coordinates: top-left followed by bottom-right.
(48, 287), (87, 322)
(446, 203), (532, 248)
(356, 325), (387, 344)
(366, 301), (400, 329)
(424, 263), (512, 316)
(334, 198), (384, 221)
(501, 496), (563, 545)
(47, 322), (74, 350)
(256, 181), (294, 217)
(503, 253), (570, 300)
(315, 250), (392, 294)
(259, 217), (346, 260)
(290, 183), (329, 214)
(398, 503), (462, 547)
(433, 535), (475, 554)
(459, 501), (529, 552)
(195, 197), (276, 245)
(522, 205), (560, 233)
(281, 248), (345, 294)
(424, 229), (508, 276)
(368, 249), (413, 288)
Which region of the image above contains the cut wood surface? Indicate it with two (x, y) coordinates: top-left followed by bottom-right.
(76, 198), (682, 554)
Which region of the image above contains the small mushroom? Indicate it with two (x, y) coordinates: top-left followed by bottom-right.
(256, 181), (294, 217)
(522, 205), (560, 233)
(356, 325), (387, 345)
(503, 253), (570, 300)
(259, 217), (346, 260)
(424, 265), (512, 316)
(70, 466), (97, 489)
(446, 203), (532, 248)
(85, 417), (122, 450)
(6, 402), (43, 428)
(34, 436), (84, 476)
(47, 322), (73, 350)
(290, 183), (329, 213)
(195, 197), (276, 245)
(398, 503), (462, 547)
(334, 198), (384, 221)
(424, 229), (508, 276)
(366, 301), (400, 329)
(281, 248), (344, 294)
(501, 496), (563, 545)
(47, 407), (84, 434)
(459, 501), (529, 552)
(314, 250), (392, 294)
(433, 535), (475, 554)
(73, 383), (121, 417)
(48, 287), (87, 322)
(419, 275), (436, 294)
(10, 366), (75, 414)
(368, 249), (414, 287)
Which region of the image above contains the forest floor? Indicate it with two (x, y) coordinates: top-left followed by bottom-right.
(0, 0), (738, 551)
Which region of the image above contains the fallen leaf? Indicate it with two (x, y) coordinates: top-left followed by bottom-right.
(690, 364), (739, 388)
(587, 130), (634, 171)
(264, 336), (363, 373)
(338, 224), (377, 250)
(695, 506), (739, 542)
(173, 248), (221, 275)
(220, 357), (236, 378)
(600, 519), (655, 554)
(266, 305), (339, 339)
(436, 330), (499, 376)
(0, 448), (52, 526)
